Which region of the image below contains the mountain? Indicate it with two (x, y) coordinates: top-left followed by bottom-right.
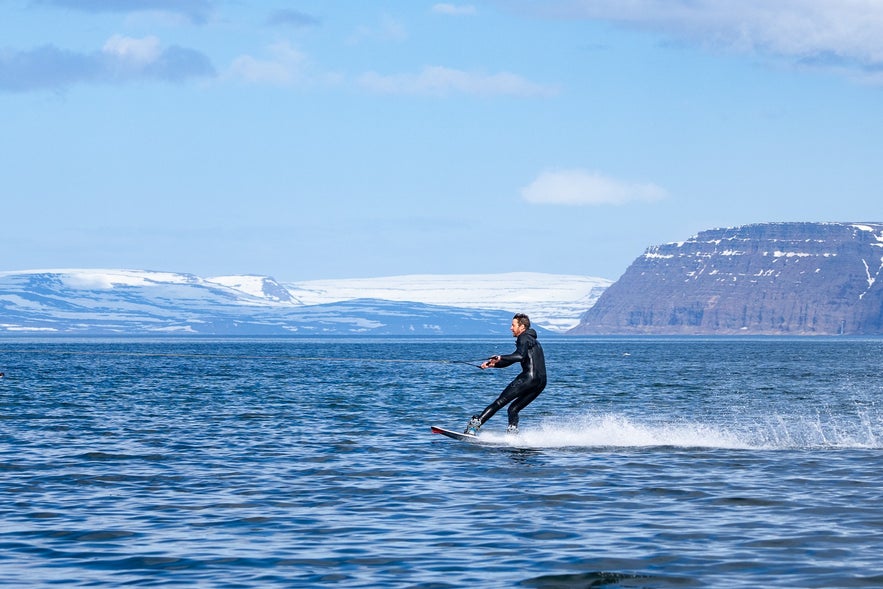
(0, 269), (609, 336)
(570, 222), (883, 335)
(281, 273), (611, 332)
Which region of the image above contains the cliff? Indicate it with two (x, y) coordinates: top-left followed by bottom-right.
(570, 222), (883, 335)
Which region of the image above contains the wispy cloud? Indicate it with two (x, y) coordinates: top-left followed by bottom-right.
(526, 0), (883, 82)
(348, 15), (408, 44)
(358, 65), (558, 97)
(103, 35), (162, 67)
(0, 36), (214, 92)
(521, 169), (667, 206)
(32, 0), (214, 25)
(432, 4), (477, 16)
(266, 9), (321, 29)
(227, 42), (309, 85)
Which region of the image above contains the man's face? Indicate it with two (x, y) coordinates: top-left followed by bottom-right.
(510, 318), (526, 337)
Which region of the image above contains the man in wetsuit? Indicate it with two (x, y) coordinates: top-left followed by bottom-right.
(465, 313), (546, 435)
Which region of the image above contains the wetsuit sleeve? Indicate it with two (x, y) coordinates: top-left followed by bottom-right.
(492, 335), (528, 368)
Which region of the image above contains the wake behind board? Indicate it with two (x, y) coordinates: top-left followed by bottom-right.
(431, 425), (480, 442)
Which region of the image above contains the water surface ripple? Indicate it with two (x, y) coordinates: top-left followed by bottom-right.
(2, 338), (883, 587)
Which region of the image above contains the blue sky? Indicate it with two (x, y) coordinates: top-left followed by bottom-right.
(3, 1), (882, 281)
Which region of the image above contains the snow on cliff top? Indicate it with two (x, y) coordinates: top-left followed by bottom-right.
(285, 272), (612, 331)
(206, 275), (268, 297)
(286, 272), (608, 304)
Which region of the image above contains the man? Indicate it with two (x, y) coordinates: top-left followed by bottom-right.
(465, 313), (546, 435)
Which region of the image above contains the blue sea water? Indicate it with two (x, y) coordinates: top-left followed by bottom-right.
(2, 337), (883, 588)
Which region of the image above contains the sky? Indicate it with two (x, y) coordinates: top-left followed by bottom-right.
(3, 0), (883, 281)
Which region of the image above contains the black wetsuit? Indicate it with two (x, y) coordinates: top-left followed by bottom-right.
(477, 328), (547, 428)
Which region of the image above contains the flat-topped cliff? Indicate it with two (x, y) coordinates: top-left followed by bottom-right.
(571, 222), (883, 335)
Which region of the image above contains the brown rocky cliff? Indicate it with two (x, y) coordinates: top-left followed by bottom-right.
(570, 222), (883, 335)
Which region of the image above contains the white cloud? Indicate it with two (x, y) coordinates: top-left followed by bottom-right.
(358, 65), (558, 97)
(348, 15), (408, 44)
(521, 169), (667, 206)
(102, 35), (162, 66)
(228, 42), (308, 85)
(530, 0), (883, 80)
(99, 35), (215, 82)
(35, 0), (213, 25)
(0, 35), (214, 92)
(432, 3), (477, 16)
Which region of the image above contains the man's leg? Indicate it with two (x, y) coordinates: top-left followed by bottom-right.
(476, 377), (525, 425)
(506, 384), (545, 428)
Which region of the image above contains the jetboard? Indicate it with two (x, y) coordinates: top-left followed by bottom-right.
(431, 425), (480, 442)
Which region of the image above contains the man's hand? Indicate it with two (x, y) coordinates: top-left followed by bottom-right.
(480, 355), (501, 369)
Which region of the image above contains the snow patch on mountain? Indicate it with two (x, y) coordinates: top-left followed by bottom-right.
(207, 275), (299, 304)
(285, 272), (611, 331)
(3, 268), (200, 290)
(0, 269), (610, 334)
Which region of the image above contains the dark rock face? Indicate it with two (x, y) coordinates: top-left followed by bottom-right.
(571, 222), (883, 335)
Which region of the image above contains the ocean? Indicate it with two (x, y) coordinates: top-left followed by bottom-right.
(2, 337), (883, 588)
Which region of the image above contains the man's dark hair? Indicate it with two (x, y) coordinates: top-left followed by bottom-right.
(513, 313), (530, 329)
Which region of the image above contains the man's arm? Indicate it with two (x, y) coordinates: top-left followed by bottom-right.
(484, 338), (526, 369)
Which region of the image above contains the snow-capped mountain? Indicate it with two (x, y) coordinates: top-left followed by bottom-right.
(0, 269), (609, 336)
(282, 272), (611, 332)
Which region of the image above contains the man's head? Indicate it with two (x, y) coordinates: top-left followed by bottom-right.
(510, 313), (530, 337)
